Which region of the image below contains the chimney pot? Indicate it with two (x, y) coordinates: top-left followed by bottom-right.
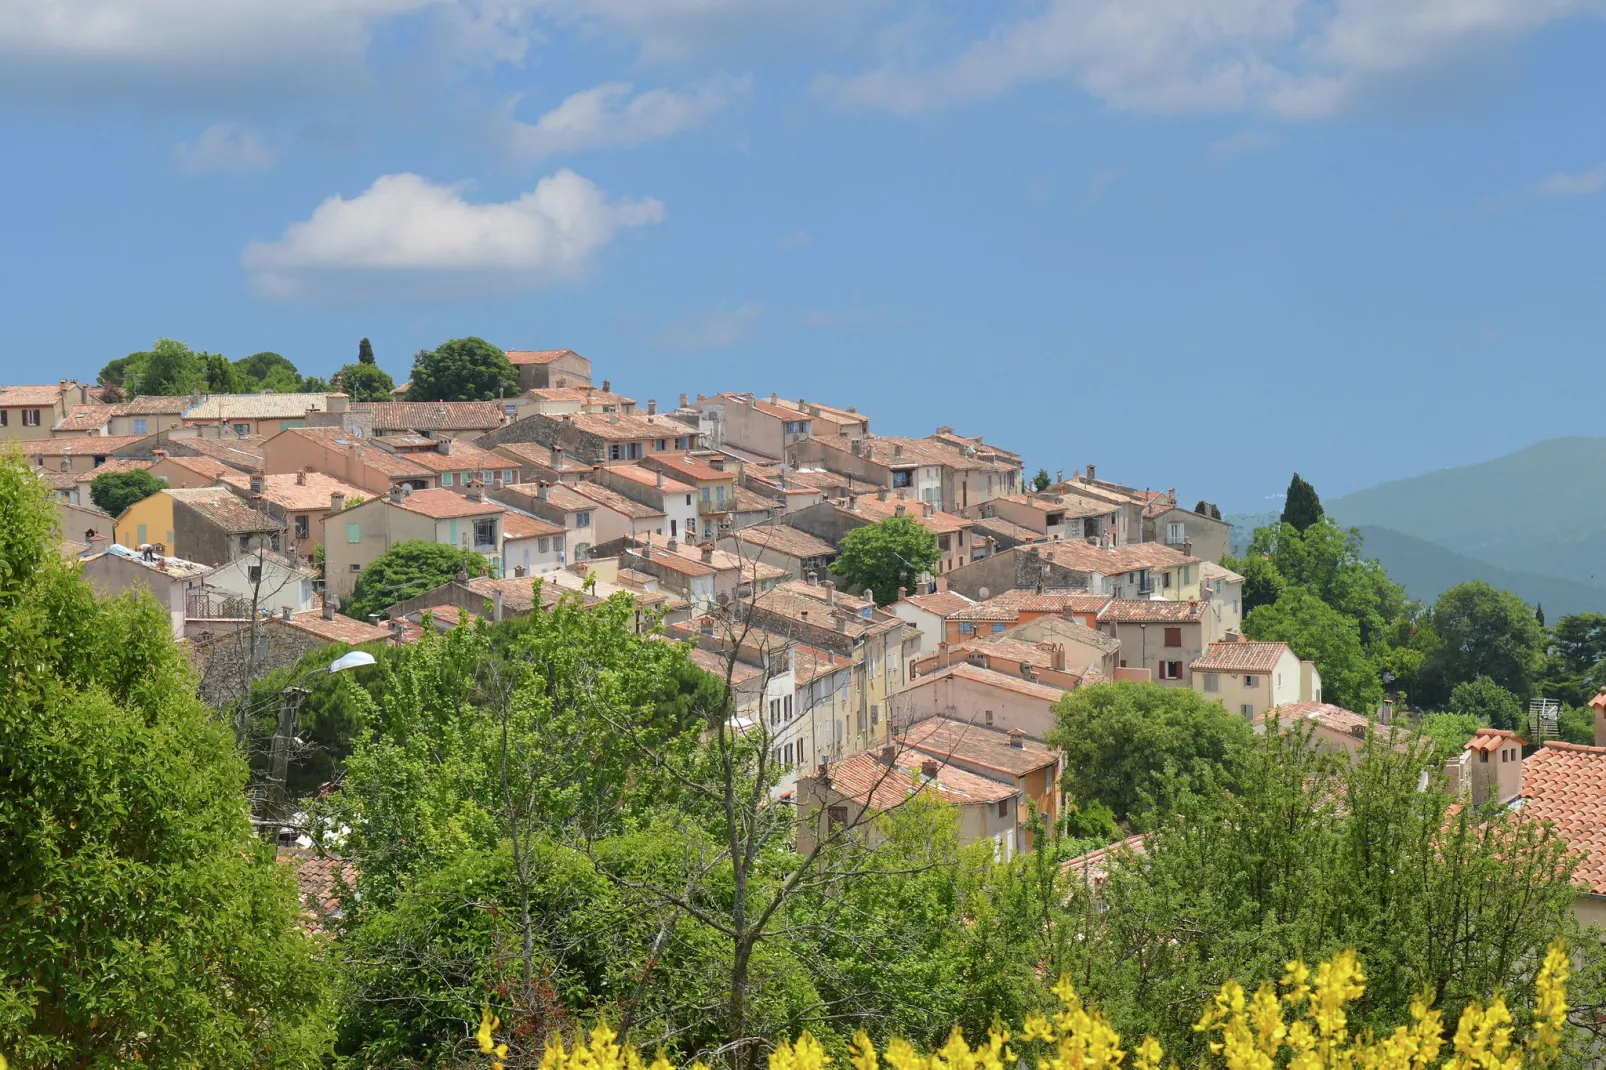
(894, 504), (906, 516)
(679, 392), (689, 408)
(701, 545), (714, 563)
(920, 758), (939, 778)
(647, 399), (657, 415)
(295, 468), (307, 486)
(877, 488), (888, 502)
(537, 482), (550, 502)
(320, 596), (334, 621)
(330, 490), (346, 512)
(389, 484), (405, 504)
(439, 438), (453, 456)
(1008, 728), (1025, 750)
(1087, 464), (1096, 481)
(879, 744), (898, 767)
(249, 469), (264, 494)
(602, 379), (611, 392)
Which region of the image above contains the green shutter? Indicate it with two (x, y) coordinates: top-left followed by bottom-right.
(347, 523), (360, 544)
(136, 523), (147, 545)
(448, 520), (458, 546)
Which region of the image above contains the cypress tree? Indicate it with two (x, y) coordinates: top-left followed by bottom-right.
(358, 337), (375, 365)
(1281, 473), (1323, 533)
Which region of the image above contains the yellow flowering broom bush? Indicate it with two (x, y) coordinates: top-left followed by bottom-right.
(478, 942), (1572, 1070)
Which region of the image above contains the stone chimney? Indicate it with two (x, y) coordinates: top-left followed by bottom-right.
(893, 443), (903, 459)
(389, 484), (405, 504)
(466, 480), (485, 503)
(1087, 464), (1096, 482)
(679, 393), (689, 408)
(537, 482), (550, 502)
(331, 491), (346, 513)
(1007, 728), (1026, 750)
(667, 536), (678, 552)
(438, 438), (453, 456)
(824, 580), (835, 605)
(897, 586), (907, 601)
(920, 758), (939, 779)
(1039, 642), (1066, 671)
(876, 488), (888, 502)
(296, 468), (308, 486)
(151, 449), (167, 460)
(922, 502), (933, 518)
(878, 744), (898, 768)
(1591, 692), (1606, 746)
(321, 595), (335, 621)
(250, 469), (264, 494)
(655, 470), (664, 488)
(894, 504), (906, 517)
(491, 588), (504, 622)
(701, 545), (714, 563)
(647, 399), (657, 415)
(602, 379), (611, 392)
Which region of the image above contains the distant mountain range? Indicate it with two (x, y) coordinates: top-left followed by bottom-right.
(1225, 436), (1606, 617)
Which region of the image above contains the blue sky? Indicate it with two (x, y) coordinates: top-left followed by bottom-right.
(3, 1), (1605, 512)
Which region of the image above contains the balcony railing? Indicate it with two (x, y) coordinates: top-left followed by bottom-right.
(697, 498), (731, 516)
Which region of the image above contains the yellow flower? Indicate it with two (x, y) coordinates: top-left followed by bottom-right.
(478, 1005), (509, 1068)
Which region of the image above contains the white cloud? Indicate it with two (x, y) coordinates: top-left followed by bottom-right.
(0, 0), (538, 105)
(1209, 128), (1279, 156)
(1535, 163), (1606, 197)
(778, 228), (813, 248)
(534, 0), (869, 62)
(498, 75), (749, 163)
(242, 170), (664, 300)
(173, 122), (278, 173)
(816, 0), (1606, 118)
(653, 302), (760, 349)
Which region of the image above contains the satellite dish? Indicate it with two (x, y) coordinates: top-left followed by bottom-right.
(978, 587), (991, 600)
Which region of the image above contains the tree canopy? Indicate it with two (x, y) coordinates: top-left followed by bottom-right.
(0, 450), (332, 1064)
(333, 360), (395, 402)
(1419, 581), (1547, 706)
(1446, 674), (1524, 732)
(343, 540), (489, 621)
(358, 337), (376, 365)
(1046, 682), (1251, 825)
(1031, 468), (1051, 492)
(1243, 585), (1382, 713)
(238, 351), (303, 392)
(88, 468), (166, 517)
(828, 514), (941, 605)
(409, 337), (518, 402)
(1279, 472), (1323, 532)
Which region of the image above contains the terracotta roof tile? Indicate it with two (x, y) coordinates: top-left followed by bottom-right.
(646, 453), (733, 483)
(1521, 742), (1606, 894)
(952, 588), (1108, 623)
(280, 611), (389, 645)
(1200, 560), (1244, 584)
(394, 488), (504, 520)
(24, 434), (152, 456)
(166, 487), (280, 532)
(0, 384), (65, 406)
(353, 401), (507, 431)
(506, 348), (584, 366)
(502, 512), (565, 539)
(727, 523), (838, 560)
(120, 394), (192, 415)
(184, 394), (330, 420)
(836, 493), (971, 535)
(1191, 640), (1290, 674)
(569, 481), (666, 520)
(220, 471), (367, 512)
(606, 464), (693, 494)
(900, 715), (1057, 775)
(908, 662), (1067, 702)
(387, 439), (509, 473)
(55, 404), (117, 431)
(1097, 599), (1208, 623)
(900, 591), (976, 617)
(177, 436), (266, 470)
(159, 454), (240, 481)
(817, 745), (1018, 810)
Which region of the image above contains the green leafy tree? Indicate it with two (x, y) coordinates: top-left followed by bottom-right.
(1560, 705), (1597, 745)
(332, 360), (396, 402)
(132, 338), (206, 395)
(1032, 468), (1052, 492)
(237, 351), (303, 392)
(1279, 472), (1323, 532)
(1245, 520), (1409, 649)
(0, 449), (333, 1065)
(1420, 581), (1547, 706)
(1219, 551), (1285, 615)
(1446, 675), (1524, 732)
(1536, 602), (1546, 627)
(343, 539), (489, 621)
(299, 375), (332, 393)
(96, 353), (141, 389)
(409, 336), (518, 402)
(1243, 586), (1382, 712)
(358, 337), (376, 364)
(1416, 711), (1486, 758)
(828, 514), (941, 606)
(1193, 500), (1221, 520)
(1046, 681), (1253, 824)
(1542, 611), (1606, 708)
(88, 468), (166, 517)
(202, 351), (248, 393)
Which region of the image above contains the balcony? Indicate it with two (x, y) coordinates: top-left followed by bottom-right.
(697, 498), (731, 516)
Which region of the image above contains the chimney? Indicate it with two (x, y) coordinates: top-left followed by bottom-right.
(296, 468), (308, 486)
(1223, 630), (1241, 642)
(1007, 728), (1026, 750)
(922, 502), (933, 518)
(328, 392), (350, 414)
(897, 586), (906, 601)
(321, 595), (335, 621)
(388, 619), (405, 643)
(893, 443), (903, 459)
(467, 480), (485, 503)
(920, 758), (939, 779)
(1378, 699), (1395, 725)
(824, 580), (835, 605)
(1594, 692), (1606, 747)
(878, 745), (898, 767)
(667, 537), (678, 552)
(701, 545), (714, 563)
(331, 491), (346, 513)
(454, 569), (469, 582)
(1087, 464), (1096, 482)
(863, 444), (873, 461)
(537, 482), (550, 502)
(492, 588), (504, 622)
(389, 484), (405, 505)
(151, 448), (167, 460)
(602, 379), (611, 392)
(250, 469), (264, 494)
(656, 470), (664, 488)
(894, 504), (906, 517)
(647, 399), (657, 415)
(679, 393), (689, 408)
(438, 438), (453, 456)
(876, 488), (888, 502)
(850, 439), (862, 456)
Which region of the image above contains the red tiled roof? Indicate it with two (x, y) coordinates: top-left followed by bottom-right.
(1191, 640), (1290, 674)
(1521, 742), (1606, 894)
(525, 386), (634, 405)
(900, 591), (976, 617)
(394, 488), (504, 520)
(952, 588), (1107, 622)
(166, 487), (280, 532)
(836, 493), (971, 535)
(1034, 540), (1200, 573)
(569, 481), (666, 520)
(68, 458), (153, 483)
(900, 715), (1058, 775)
(1097, 599), (1207, 623)
(387, 439), (508, 473)
(280, 611), (390, 645)
(607, 464), (693, 494)
(276, 847), (354, 932)
(502, 512), (565, 539)
(0, 384), (65, 407)
(354, 401), (506, 431)
(120, 394), (193, 415)
(646, 453), (733, 483)
(1466, 726), (1528, 754)
(506, 348), (584, 366)
(55, 404), (116, 432)
(176, 436), (267, 470)
(907, 662), (1066, 703)
(727, 523), (837, 560)
(1061, 834), (1148, 883)
(221, 471), (366, 512)
(157, 454), (239, 481)
(818, 746), (1018, 811)
(24, 434), (151, 456)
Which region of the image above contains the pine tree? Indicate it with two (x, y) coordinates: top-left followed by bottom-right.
(1280, 473), (1323, 533)
(358, 337), (375, 365)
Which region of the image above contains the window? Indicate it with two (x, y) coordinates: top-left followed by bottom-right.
(669, 519), (677, 536)
(985, 709), (994, 726)
(856, 707), (866, 733)
(502, 470), (513, 482)
(1162, 571), (1172, 589)
(575, 511), (591, 528)
(958, 621), (974, 635)
(1166, 521), (1184, 542)
(1241, 703), (1254, 718)
(784, 695), (792, 720)
(827, 805), (847, 828)
(553, 535), (564, 551)
(991, 622), (1006, 634)
(685, 494), (692, 506)
(294, 514), (310, 539)
(997, 800), (1009, 818)
(442, 472), (454, 486)
(784, 742), (793, 765)
(770, 698), (781, 725)
(676, 436), (690, 449)
(627, 443), (642, 460)
(1203, 674), (1220, 692)
(1244, 675), (1259, 687)
(1182, 566), (1192, 585)
(133, 418), (148, 435)
(537, 537), (550, 553)
(347, 522), (360, 543)
(655, 439), (666, 450)
(1163, 627), (1182, 647)
(1159, 661), (1182, 680)
(0, 410), (6, 426)
(248, 564), (262, 583)
(233, 423), (250, 436)
(23, 409), (41, 427)
(701, 486), (711, 502)
(891, 470), (913, 488)
(870, 704), (879, 728)
(136, 523), (147, 545)
(238, 535), (252, 554)
(610, 445), (622, 460)
(478, 470), (490, 482)
(473, 518), (496, 548)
